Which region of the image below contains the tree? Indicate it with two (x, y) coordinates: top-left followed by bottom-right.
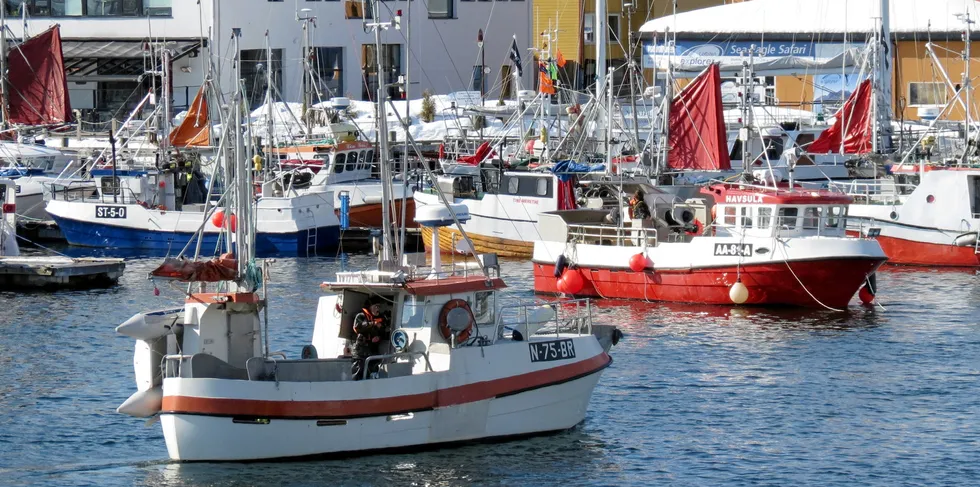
(420, 90), (436, 123)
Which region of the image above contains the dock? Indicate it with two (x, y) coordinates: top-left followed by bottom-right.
(0, 256), (126, 290)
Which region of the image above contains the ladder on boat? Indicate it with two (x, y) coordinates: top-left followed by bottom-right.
(306, 227), (317, 257)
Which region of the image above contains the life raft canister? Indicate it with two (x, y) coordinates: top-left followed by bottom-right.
(439, 299), (474, 343)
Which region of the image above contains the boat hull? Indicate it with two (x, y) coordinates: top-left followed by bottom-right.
(156, 338), (610, 461)
(160, 370), (601, 461)
(49, 214), (339, 256)
(533, 258), (883, 308)
(866, 232), (980, 267)
(343, 198), (417, 229)
(533, 237), (887, 308)
(421, 225), (532, 257)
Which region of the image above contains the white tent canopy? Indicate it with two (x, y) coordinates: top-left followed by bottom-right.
(640, 0), (980, 36)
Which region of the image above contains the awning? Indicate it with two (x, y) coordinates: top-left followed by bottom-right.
(62, 38), (205, 78)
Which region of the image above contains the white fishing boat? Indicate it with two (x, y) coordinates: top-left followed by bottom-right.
(45, 44), (340, 256)
(115, 19), (618, 462)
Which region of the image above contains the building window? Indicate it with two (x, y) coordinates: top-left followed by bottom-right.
(607, 14), (620, 43)
(428, 0), (452, 18)
(361, 44), (402, 101)
(240, 49), (283, 110)
(8, 0), (169, 16)
(312, 47), (344, 99)
(583, 13), (595, 45)
(909, 82), (947, 106)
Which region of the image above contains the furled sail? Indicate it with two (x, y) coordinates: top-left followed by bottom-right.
(808, 79), (873, 154)
(6, 25), (72, 126)
(169, 84), (211, 147)
(667, 64), (731, 171)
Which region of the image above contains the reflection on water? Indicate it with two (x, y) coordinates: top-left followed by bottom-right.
(2, 255), (980, 486)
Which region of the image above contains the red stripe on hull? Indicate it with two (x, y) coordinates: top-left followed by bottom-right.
(534, 259), (884, 308)
(162, 353), (610, 419)
(873, 235), (979, 267)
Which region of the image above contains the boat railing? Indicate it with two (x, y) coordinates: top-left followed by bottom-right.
(566, 222), (658, 247)
(827, 180), (915, 205)
(493, 298), (593, 343)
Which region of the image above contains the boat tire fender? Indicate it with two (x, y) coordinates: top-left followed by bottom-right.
(554, 254), (568, 278)
(439, 299), (474, 343)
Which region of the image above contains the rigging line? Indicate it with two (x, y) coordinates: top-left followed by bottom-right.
(776, 242), (844, 312)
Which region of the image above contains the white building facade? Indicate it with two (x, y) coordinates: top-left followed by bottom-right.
(6, 0), (531, 122)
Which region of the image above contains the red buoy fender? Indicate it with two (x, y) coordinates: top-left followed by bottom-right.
(439, 299), (474, 342)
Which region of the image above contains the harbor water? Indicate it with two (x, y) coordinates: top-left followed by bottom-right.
(1, 254), (978, 486)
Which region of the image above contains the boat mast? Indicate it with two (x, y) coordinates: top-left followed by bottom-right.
(367, 0), (395, 268)
(265, 31), (275, 159)
(0, 3), (8, 128)
(740, 47), (756, 178)
(398, 5), (411, 262)
(960, 8), (974, 163)
(876, 0), (894, 154)
(595, 0), (607, 97)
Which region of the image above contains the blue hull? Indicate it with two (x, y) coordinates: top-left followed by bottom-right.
(50, 215), (340, 257)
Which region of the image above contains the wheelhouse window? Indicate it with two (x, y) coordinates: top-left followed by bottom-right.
(739, 207), (752, 228)
(778, 207), (798, 229)
(536, 178), (548, 196)
(802, 207), (820, 230)
(757, 207), (772, 229)
(473, 291), (495, 324)
(723, 206), (736, 226)
(334, 153), (346, 173)
(507, 177), (519, 194)
(827, 206), (845, 228)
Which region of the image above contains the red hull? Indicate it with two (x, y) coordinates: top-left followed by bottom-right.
(534, 258), (884, 308)
(335, 199), (417, 229)
(873, 235), (979, 267)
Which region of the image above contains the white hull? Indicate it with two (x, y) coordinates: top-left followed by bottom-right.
(160, 370), (600, 461)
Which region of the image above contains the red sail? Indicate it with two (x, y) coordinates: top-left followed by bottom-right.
(169, 84), (211, 147)
(667, 64), (731, 171)
(809, 79), (873, 154)
(6, 25), (72, 126)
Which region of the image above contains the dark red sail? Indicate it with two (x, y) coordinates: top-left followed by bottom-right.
(809, 79), (873, 154)
(6, 25), (72, 126)
(667, 63), (731, 171)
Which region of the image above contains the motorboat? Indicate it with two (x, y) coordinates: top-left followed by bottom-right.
(532, 181), (887, 308)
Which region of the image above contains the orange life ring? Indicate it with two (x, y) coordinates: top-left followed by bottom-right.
(438, 299), (474, 343)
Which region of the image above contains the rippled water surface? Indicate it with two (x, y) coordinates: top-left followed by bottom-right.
(1, 255), (979, 486)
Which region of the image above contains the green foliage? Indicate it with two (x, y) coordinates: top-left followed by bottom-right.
(420, 90), (436, 123)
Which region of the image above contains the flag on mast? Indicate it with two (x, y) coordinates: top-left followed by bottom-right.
(509, 35), (523, 77)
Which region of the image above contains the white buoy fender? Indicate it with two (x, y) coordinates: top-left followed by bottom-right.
(117, 386), (163, 418)
(729, 281), (749, 304)
(115, 308), (182, 340)
(953, 232), (979, 247)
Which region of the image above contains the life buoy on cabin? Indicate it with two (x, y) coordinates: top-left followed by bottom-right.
(439, 299), (474, 343)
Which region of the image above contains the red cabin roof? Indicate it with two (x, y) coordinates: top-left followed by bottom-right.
(701, 184), (853, 205)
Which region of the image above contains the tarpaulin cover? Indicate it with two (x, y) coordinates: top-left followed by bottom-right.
(667, 64), (731, 171)
(809, 79), (873, 154)
(169, 84), (211, 147)
(7, 25), (72, 125)
(150, 254), (238, 282)
(550, 160), (605, 181)
(457, 141), (493, 165)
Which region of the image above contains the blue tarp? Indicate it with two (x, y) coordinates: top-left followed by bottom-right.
(550, 160), (605, 182)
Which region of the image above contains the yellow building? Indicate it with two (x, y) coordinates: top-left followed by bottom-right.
(530, 0), (732, 91)
(640, 0), (980, 122)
